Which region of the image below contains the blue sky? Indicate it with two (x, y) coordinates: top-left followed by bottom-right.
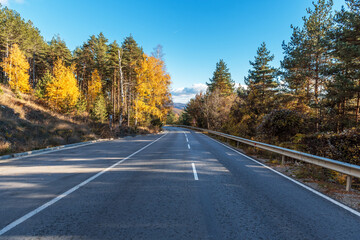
(1, 0), (345, 103)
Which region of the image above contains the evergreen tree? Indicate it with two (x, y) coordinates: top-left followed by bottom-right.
(93, 33), (109, 81)
(281, 26), (312, 112)
(107, 40), (121, 121)
(245, 42), (278, 115)
(92, 94), (107, 123)
(48, 35), (72, 67)
(121, 35), (143, 125)
(325, 0), (360, 129)
(206, 59), (234, 95)
(302, 0), (333, 129)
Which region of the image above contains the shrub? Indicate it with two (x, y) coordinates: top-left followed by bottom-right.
(258, 109), (306, 142)
(35, 71), (53, 99)
(91, 95), (107, 123)
(302, 129), (360, 165)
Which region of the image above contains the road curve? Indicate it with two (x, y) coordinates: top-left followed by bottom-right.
(0, 126), (359, 239)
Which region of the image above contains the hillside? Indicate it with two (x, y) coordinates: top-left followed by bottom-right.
(172, 102), (185, 116)
(0, 85), (98, 155)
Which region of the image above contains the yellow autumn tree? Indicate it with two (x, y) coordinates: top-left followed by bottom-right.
(45, 59), (80, 111)
(87, 69), (102, 110)
(0, 44), (30, 93)
(134, 54), (171, 125)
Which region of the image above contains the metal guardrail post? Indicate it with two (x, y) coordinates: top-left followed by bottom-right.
(281, 155), (285, 165)
(346, 176), (352, 191)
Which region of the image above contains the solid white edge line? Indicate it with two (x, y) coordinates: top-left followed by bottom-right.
(5, 141), (102, 161)
(192, 163), (199, 180)
(192, 129), (360, 218)
(0, 132), (168, 236)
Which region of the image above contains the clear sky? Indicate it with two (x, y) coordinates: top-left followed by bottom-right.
(1, 0), (346, 103)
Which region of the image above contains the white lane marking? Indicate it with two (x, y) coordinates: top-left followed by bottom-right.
(200, 132), (360, 218)
(183, 131), (190, 148)
(192, 163), (199, 180)
(0, 132), (168, 236)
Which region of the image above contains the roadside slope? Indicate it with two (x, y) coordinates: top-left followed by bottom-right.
(0, 85), (96, 156)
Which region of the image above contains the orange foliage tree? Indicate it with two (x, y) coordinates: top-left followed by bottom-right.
(87, 69), (102, 110)
(134, 54), (171, 125)
(0, 44), (30, 93)
(45, 59), (80, 111)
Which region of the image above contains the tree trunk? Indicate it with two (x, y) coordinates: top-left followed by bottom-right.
(112, 69), (116, 125)
(127, 89), (131, 127)
(356, 87), (360, 125)
(32, 53), (36, 88)
(118, 49), (125, 126)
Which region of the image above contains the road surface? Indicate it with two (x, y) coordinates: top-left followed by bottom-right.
(0, 126), (359, 239)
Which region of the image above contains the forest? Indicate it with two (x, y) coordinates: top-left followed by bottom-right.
(179, 0), (360, 169)
(0, 3), (172, 130)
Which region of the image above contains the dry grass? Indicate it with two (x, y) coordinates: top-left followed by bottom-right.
(0, 84), (96, 155)
(0, 140), (11, 155)
(0, 86), (84, 124)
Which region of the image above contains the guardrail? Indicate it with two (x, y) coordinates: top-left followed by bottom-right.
(175, 125), (360, 191)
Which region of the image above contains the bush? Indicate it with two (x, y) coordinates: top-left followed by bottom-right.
(258, 109), (306, 142)
(302, 129), (360, 165)
(35, 71), (53, 99)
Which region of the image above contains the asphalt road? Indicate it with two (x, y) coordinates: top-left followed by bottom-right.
(0, 126), (359, 239)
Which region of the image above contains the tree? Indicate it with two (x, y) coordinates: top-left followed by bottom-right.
(48, 35), (72, 67)
(45, 59), (79, 111)
(245, 42), (278, 115)
(121, 35), (144, 125)
(92, 94), (107, 123)
(281, 26), (312, 113)
(87, 69), (102, 110)
(107, 41), (121, 123)
(202, 89), (236, 130)
(303, 0), (334, 129)
(207, 59), (234, 95)
(134, 54), (171, 125)
(35, 70), (53, 99)
(0, 43), (30, 93)
(325, 0), (360, 129)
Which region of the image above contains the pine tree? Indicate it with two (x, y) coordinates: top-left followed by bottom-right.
(0, 43), (30, 93)
(207, 59), (234, 95)
(303, 0), (333, 129)
(48, 35), (72, 67)
(121, 35), (144, 125)
(245, 42), (278, 115)
(107, 40), (121, 122)
(281, 26), (312, 112)
(325, 0), (360, 129)
(92, 94), (107, 123)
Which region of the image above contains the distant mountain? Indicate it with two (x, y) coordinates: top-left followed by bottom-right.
(172, 102), (186, 116)
(173, 102), (186, 109)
